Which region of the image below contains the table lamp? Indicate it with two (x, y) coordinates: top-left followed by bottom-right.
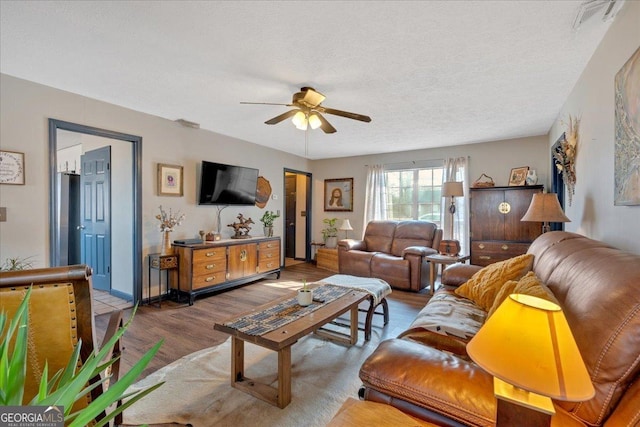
(521, 193), (570, 233)
(339, 219), (353, 238)
(467, 294), (594, 426)
(441, 181), (464, 241)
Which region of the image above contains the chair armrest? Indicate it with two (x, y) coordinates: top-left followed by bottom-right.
(338, 239), (366, 251)
(441, 264), (483, 286)
(359, 339), (495, 426)
(403, 246), (438, 257)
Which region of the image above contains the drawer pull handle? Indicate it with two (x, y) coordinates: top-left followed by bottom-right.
(267, 262), (273, 268)
(205, 276), (215, 282)
(266, 253), (273, 258)
(502, 245), (509, 250)
(206, 252), (216, 257)
(478, 244), (485, 249)
(267, 243), (274, 248)
(206, 264), (215, 269)
(479, 256), (491, 260)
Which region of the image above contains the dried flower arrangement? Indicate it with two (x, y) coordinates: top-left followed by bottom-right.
(156, 205), (185, 232)
(554, 115), (580, 206)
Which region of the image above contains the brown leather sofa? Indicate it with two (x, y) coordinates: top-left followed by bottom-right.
(337, 220), (442, 292)
(358, 231), (640, 426)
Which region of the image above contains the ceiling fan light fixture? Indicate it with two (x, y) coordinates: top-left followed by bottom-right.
(308, 113), (322, 130)
(292, 110), (307, 130)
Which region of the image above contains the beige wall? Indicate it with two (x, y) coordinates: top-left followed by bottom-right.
(549, 1), (640, 253)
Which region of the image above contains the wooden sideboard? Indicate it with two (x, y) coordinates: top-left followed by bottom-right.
(173, 236), (281, 305)
(470, 186), (543, 266)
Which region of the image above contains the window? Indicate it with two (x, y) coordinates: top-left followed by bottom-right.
(385, 167), (444, 226)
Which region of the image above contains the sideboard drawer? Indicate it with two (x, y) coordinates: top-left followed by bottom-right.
(192, 272), (226, 289)
(471, 241), (530, 266)
(193, 247), (226, 263)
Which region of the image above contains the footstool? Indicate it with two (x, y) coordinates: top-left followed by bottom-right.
(321, 274), (392, 341)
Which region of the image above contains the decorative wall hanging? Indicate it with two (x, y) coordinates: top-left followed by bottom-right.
(157, 163), (183, 197)
(324, 178), (353, 212)
(255, 176), (272, 208)
(553, 116), (580, 206)
(614, 47), (640, 206)
(0, 150), (25, 185)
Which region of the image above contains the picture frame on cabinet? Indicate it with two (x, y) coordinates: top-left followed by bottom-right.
(157, 163), (183, 196)
(508, 166), (529, 186)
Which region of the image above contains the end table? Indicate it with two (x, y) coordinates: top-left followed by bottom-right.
(148, 253), (179, 307)
(425, 253), (470, 295)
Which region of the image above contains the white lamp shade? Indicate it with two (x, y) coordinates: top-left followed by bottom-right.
(467, 294), (594, 402)
(442, 181), (464, 197)
(339, 219), (353, 231)
(308, 113), (322, 130)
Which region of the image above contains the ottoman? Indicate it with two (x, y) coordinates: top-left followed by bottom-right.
(321, 274), (392, 340)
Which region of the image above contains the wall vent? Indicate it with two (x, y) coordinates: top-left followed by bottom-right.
(573, 0), (624, 29)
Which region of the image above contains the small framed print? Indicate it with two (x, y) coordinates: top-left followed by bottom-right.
(157, 163), (183, 196)
(324, 178), (353, 212)
(508, 166), (529, 186)
(0, 150), (25, 185)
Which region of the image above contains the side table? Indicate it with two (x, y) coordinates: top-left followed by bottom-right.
(425, 253), (470, 295)
(317, 247), (339, 273)
(148, 253), (179, 307)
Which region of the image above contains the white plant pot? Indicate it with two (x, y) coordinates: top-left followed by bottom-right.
(325, 236), (338, 249)
(297, 289), (313, 306)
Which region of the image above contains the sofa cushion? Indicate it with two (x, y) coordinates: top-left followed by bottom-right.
(363, 221), (397, 253)
(390, 221), (438, 257)
(399, 290), (486, 356)
(454, 253), (534, 311)
(487, 271), (558, 318)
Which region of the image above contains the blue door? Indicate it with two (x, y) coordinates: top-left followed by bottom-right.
(80, 146), (111, 292)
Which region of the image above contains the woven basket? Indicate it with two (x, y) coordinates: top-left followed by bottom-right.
(472, 173), (495, 188)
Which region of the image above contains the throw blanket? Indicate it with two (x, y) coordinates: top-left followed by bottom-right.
(318, 274), (392, 306)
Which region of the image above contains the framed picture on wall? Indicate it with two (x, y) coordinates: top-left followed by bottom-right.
(324, 178), (353, 211)
(0, 150), (25, 185)
(157, 163), (183, 196)
(508, 166), (529, 186)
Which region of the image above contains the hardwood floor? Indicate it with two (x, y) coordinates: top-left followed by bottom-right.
(95, 263), (432, 378)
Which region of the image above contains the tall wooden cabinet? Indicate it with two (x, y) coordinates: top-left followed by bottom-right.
(173, 236), (281, 305)
(470, 186), (543, 266)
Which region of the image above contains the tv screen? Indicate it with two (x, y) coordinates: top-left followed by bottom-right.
(198, 161), (259, 205)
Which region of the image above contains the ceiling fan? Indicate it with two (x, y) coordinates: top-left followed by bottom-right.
(241, 87), (371, 134)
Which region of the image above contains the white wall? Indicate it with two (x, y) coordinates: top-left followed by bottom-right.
(0, 74), (310, 298)
(310, 135), (549, 242)
(549, 1), (640, 253)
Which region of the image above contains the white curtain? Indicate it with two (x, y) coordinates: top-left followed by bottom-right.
(442, 157), (469, 255)
(363, 164), (387, 236)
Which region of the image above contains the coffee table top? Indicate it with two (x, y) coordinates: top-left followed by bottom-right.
(214, 284), (368, 351)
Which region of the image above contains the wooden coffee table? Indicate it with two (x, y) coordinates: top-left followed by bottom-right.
(214, 286), (369, 408)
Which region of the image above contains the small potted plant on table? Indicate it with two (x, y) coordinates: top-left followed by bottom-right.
(259, 210), (280, 237)
(297, 279), (313, 306)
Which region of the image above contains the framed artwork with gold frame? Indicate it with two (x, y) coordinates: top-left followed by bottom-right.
(157, 163), (183, 196)
(508, 166), (529, 186)
(324, 178), (353, 211)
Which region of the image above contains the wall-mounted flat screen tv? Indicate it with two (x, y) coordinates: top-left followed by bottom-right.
(198, 161), (259, 205)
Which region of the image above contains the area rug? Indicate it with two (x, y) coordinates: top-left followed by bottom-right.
(123, 329), (382, 426)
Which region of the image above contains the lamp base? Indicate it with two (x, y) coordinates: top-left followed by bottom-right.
(494, 378), (553, 427)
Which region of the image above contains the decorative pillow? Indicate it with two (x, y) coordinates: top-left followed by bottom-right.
(487, 271), (559, 317)
(454, 253), (534, 311)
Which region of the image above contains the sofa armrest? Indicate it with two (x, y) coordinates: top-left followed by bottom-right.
(441, 263), (483, 286)
(338, 239), (366, 251)
(359, 339), (495, 426)
(403, 246), (438, 257)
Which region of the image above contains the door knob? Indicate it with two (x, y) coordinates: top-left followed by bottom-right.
(76, 225), (86, 230)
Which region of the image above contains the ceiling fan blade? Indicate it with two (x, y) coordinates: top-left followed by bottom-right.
(240, 102), (293, 106)
(315, 113), (337, 134)
(264, 109), (299, 125)
(321, 107), (372, 123)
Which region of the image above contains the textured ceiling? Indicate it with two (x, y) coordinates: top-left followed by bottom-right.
(0, 1), (615, 159)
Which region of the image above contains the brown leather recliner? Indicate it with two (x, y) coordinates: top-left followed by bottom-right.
(338, 220), (442, 292)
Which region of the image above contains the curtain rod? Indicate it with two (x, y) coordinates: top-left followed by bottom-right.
(364, 159), (444, 167)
